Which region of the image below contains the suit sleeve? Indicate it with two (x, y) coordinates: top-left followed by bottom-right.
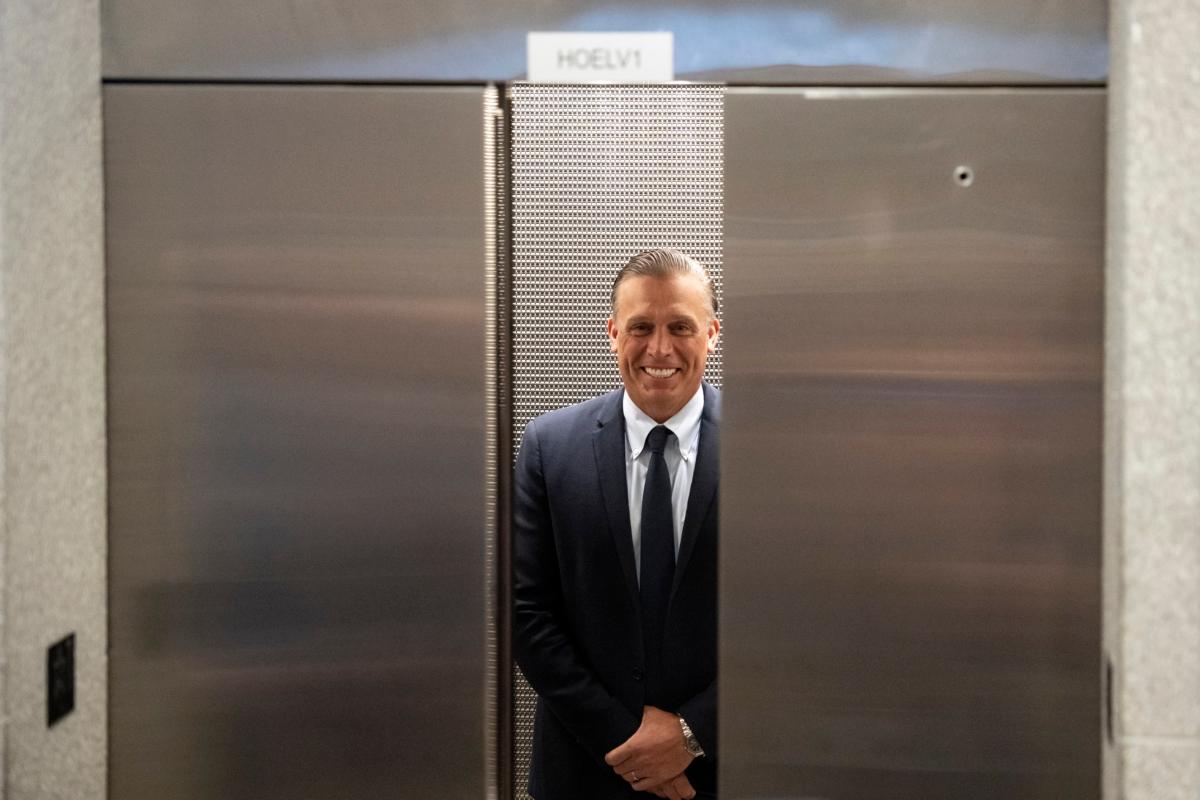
(677, 679), (717, 760)
(512, 418), (641, 761)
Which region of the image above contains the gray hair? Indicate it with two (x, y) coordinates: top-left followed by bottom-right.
(610, 248), (718, 317)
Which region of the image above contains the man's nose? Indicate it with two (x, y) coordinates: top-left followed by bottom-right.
(647, 327), (673, 356)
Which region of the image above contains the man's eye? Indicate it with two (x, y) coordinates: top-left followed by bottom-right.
(672, 324), (695, 334)
(631, 325), (651, 334)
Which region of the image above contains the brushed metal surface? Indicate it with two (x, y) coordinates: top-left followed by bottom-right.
(721, 88), (1104, 799)
(507, 82), (723, 799)
(101, 0), (1107, 83)
(485, 84), (514, 800)
(105, 85), (490, 800)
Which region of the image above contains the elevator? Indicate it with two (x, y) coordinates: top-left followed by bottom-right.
(102, 3), (1106, 798)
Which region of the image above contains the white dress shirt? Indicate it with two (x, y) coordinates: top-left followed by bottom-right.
(623, 384), (705, 583)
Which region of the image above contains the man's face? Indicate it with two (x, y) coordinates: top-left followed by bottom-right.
(607, 273), (720, 423)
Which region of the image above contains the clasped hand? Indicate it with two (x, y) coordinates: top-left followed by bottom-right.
(604, 706), (696, 799)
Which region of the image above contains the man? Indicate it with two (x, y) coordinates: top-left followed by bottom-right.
(514, 248), (721, 800)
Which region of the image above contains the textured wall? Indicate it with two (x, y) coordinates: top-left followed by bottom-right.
(0, 0), (107, 797)
(1106, 0), (1200, 797)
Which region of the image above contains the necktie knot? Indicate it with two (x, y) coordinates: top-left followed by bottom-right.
(645, 425), (672, 456)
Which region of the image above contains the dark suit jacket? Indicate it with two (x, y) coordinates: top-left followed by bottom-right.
(514, 383), (719, 800)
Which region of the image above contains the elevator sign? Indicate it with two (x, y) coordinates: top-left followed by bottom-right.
(527, 32), (674, 82)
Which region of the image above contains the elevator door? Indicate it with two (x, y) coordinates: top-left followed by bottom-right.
(721, 88), (1104, 799)
(105, 85), (491, 800)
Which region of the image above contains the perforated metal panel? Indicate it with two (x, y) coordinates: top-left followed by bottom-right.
(508, 82), (724, 799)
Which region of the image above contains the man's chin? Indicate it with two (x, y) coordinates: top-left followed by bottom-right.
(627, 385), (687, 418)
(636, 384), (680, 401)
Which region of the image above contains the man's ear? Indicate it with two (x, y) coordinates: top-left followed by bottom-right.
(607, 317), (619, 352)
(706, 317), (721, 353)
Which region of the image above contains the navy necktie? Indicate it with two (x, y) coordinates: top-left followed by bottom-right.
(640, 425), (675, 705)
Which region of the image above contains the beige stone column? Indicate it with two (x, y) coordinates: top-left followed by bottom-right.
(0, 0), (107, 797)
(1106, 0), (1200, 797)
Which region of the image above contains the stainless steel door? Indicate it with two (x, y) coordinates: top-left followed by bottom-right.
(105, 85), (491, 800)
(721, 88), (1104, 799)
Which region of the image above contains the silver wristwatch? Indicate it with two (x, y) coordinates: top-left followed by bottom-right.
(678, 715), (706, 758)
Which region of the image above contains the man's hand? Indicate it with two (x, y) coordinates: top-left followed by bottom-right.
(604, 706), (695, 796)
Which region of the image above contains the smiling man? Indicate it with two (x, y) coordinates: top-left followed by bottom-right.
(514, 249), (721, 800)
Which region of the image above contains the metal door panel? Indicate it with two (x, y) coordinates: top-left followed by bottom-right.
(105, 85), (490, 800)
(721, 88), (1103, 799)
(100, 0), (1107, 84)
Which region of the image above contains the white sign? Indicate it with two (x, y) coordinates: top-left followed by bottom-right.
(527, 32), (674, 82)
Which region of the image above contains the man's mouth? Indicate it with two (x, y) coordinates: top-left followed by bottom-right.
(641, 366), (680, 379)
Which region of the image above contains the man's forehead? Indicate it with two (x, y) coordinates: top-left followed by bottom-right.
(617, 301), (708, 325)
(613, 273), (710, 313)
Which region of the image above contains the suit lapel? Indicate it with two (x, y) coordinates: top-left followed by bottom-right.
(672, 382), (720, 598)
(592, 390), (641, 607)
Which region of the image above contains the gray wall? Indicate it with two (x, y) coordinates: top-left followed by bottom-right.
(0, 0), (107, 798)
(1106, 0), (1200, 798)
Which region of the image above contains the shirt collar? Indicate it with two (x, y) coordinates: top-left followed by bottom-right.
(624, 384), (705, 463)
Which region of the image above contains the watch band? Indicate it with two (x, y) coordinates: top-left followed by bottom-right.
(678, 715), (706, 758)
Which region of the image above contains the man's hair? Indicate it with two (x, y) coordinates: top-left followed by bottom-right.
(610, 248), (719, 317)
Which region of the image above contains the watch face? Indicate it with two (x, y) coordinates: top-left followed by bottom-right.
(679, 717), (704, 756)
